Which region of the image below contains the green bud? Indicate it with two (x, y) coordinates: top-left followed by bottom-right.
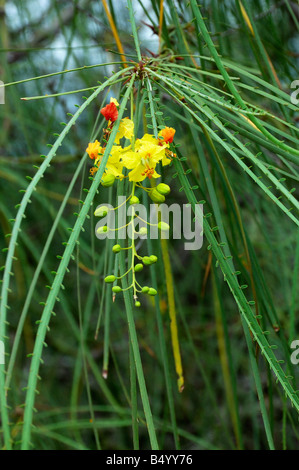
(134, 263), (143, 272)
(149, 255), (158, 263)
(142, 286), (149, 293)
(158, 221), (170, 231)
(148, 288), (157, 296)
(97, 225), (109, 234)
(149, 188), (165, 204)
(104, 275), (116, 283)
(101, 174), (115, 187)
(135, 301), (141, 308)
(138, 227), (147, 236)
(112, 285), (122, 293)
(142, 256), (152, 265)
(156, 183), (170, 195)
(129, 195), (140, 205)
(112, 244), (121, 253)
(94, 205), (109, 217)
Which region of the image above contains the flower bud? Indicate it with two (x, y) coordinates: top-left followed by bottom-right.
(158, 221), (170, 231)
(112, 285), (122, 293)
(97, 225), (109, 234)
(149, 188), (165, 204)
(142, 286), (149, 293)
(149, 255), (158, 263)
(138, 227), (147, 236)
(112, 244), (121, 253)
(129, 195), (140, 205)
(135, 301), (141, 308)
(101, 174), (115, 187)
(94, 205), (109, 217)
(104, 275), (116, 283)
(134, 263), (143, 272)
(156, 183), (170, 195)
(148, 288), (157, 296)
(142, 256), (152, 265)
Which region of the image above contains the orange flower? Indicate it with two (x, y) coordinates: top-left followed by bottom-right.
(86, 140), (101, 159)
(159, 127), (175, 144)
(100, 102), (118, 122)
(90, 167), (98, 176)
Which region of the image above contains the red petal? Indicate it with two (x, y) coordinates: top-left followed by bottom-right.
(100, 102), (118, 122)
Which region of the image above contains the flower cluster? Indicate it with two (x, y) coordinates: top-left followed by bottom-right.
(86, 97), (176, 306)
(86, 97), (176, 186)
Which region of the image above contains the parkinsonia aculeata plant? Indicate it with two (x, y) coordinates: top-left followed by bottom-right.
(86, 95), (176, 307)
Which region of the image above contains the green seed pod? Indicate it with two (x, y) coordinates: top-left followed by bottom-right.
(101, 174), (115, 187)
(148, 288), (157, 296)
(112, 285), (122, 293)
(142, 286), (149, 293)
(138, 227), (147, 236)
(158, 221), (170, 231)
(149, 188), (165, 204)
(135, 301), (141, 308)
(142, 256), (152, 265)
(94, 205), (109, 217)
(156, 183), (170, 195)
(104, 275), (116, 283)
(134, 263), (143, 272)
(112, 244), (121, 253)
(129, 195), (140, 205)
(149, 255), (158, 263)
(97, 225), (109, 234)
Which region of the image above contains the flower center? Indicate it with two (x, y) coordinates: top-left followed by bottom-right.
(141, 163), (155, 179)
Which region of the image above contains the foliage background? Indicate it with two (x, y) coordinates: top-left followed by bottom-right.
(0, 0), (298, 450)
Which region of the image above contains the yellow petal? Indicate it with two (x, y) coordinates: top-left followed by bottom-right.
(115, 118), (134, 143)
(122, 150), (139, 169)
(161, 155), (171, 166)
(110, 97), (119, 106)
(127, 164), (146, 182)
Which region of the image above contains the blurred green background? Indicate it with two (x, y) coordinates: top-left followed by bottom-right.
(0, 0), (299, 450)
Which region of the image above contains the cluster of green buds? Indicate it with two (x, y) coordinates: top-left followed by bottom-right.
(94, 182), (171, 307)
(103, 246), (159, 308)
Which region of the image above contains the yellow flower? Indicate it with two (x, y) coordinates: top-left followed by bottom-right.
(138, 133), (172, 166)
(115, 118), (134, 144)
(105, 145), (124, 179)
(122, 138), (166, 182)
(86, 140), (101, 159)
(91, 145), (124, 179)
